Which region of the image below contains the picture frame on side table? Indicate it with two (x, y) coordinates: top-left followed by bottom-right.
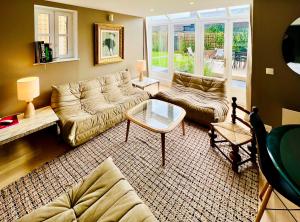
(94, 23), (124, 65)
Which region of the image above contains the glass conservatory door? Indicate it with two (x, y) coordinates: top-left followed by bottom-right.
(203, 22), (226, 78)
(231, 21), (249, 80)
(173, 23), (195, 74)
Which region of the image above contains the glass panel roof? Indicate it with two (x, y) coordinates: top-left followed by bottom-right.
(167, 12), (197, 20)
(147, 5), (250, 22)
(197, 8), (227, 18)
(229, 5), (250, 16)
(148, 15), (169, 21)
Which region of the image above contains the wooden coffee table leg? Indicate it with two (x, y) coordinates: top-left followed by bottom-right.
(125, 120), (130, 142)
(181, 121), (185, 136)
(161, 133), (165, 166)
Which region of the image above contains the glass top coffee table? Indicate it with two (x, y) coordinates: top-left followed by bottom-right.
(125, 99), (186, 166)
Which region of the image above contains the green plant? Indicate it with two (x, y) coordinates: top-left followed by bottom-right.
(203, 62), (213, 77)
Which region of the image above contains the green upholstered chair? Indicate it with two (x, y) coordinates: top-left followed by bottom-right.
(250, 107), (300, 222)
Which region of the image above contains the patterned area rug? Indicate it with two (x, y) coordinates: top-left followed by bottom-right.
(0, 121), (258, 222)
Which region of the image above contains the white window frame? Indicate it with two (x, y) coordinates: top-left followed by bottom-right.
(146, 6), (250, 82)
(34, 5), (78, 61)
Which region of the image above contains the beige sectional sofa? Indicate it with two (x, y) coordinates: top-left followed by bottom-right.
(18, 157), (157, 222)
(155, 72), (229, 125)
(51, 70), (150, 146)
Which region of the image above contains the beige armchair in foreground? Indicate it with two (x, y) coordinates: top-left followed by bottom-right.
(17, 157), (157, 222)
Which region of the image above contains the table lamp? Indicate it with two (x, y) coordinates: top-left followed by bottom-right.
(136, 60), (146, 81)
(17, 76), (40, 118)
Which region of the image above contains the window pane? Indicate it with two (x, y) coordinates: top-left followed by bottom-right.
(38, 35), (50, 43)
(229, 5), (250, 16)
(59, 36), (68, 56)
(167, 12), (197, 20)
(38, 13), (50, 34)
(174, 24), (195, 73)
(58, 15), (68, 35)
(148, 15), (169, 22)
(204, 23), (225, 76)
(152, 25), (168, 73)
(232, 22), (249, 76)
(198, 8), (226, 18)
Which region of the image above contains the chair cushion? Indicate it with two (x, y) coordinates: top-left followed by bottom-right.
(17, 157), (157, 222)
(212, 122), (252, 145)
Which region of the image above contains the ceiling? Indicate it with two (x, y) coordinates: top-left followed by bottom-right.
(46, 0), (252, 17)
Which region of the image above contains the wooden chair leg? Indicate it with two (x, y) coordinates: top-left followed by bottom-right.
(229, 144), (241, 173)
(259, 182), (269, 200)
(256, 185), (273, 222)
(248, 131), (257, 165)
(208, 125), (217, 148)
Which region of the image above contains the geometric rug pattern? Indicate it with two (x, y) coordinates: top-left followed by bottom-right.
(0, 121), (258, 222)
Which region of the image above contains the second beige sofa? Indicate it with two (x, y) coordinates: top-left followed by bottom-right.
(51, 70), (150, 146)
(155, 72), (229, 125)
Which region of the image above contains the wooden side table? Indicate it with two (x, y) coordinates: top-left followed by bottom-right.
(132, 77), (160, 91)
(0, 106), (59, 146)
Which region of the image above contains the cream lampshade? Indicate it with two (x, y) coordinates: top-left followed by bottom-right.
(17, 76), (40, 118)
(136, 60), (146, 81)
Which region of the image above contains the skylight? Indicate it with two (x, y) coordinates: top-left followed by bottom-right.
(148, 15), (169, 22)
(229, 5), (250, 16)
(197, 8), (227, 18)
(167, 12), (196, 20)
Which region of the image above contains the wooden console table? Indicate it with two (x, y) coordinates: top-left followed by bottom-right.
(0, 106), (59, 146)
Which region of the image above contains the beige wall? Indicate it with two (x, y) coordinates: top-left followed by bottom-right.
(0, 0), (144, 116)
(252, 0), (300, 126)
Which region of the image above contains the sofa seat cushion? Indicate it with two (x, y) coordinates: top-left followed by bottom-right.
(18, 158), (157, 222)
(57, 88), (149, 146)
(51, 70), (150, 146)
(155, 84), (229, 124)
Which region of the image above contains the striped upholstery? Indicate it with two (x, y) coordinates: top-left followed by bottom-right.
(155, 72), (229, 125)
(17, 157), (157, 222)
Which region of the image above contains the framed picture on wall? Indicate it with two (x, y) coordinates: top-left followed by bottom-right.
(94, 23), (124, 65)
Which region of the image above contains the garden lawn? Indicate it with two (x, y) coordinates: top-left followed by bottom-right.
(152, 51), (195, 73)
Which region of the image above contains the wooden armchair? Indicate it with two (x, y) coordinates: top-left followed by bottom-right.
(208, 97), (256, 173)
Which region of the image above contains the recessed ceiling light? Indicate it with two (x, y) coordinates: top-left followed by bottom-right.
(150, 8), (155, 12)
(189, 1), (195, 5)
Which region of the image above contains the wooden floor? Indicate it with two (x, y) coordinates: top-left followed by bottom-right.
(0, 126), (70, 188)
(0, 83), (299, 221)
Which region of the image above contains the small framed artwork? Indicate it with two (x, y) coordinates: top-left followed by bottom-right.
(94, 23), (124, 65)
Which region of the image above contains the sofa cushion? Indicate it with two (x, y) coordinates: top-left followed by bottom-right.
(173, 71), (226, 97)
(17, 157), (157, 222)
(51, 70), (150, 146)
(155, 72), (229, 125)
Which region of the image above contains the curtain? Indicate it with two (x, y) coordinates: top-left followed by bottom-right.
(143, 18), (149, 77)
(246, 4), (253, 112)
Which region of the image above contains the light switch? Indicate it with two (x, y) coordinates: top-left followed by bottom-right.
(266, 68), (274, 75)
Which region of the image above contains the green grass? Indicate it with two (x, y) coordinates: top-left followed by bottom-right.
(152, 51), (168, 68)
(152, 51), (194, 73)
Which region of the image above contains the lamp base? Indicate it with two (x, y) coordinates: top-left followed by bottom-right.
(139, 72), (144, 82)
(24, 101), (35, 118)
